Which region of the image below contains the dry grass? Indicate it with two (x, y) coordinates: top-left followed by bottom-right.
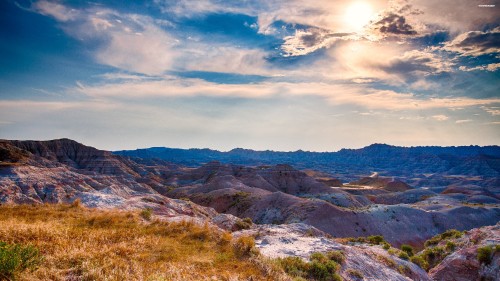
(0, 204), (288, 281)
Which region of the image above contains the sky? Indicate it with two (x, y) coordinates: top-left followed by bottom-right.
(0, 0), (499, 151)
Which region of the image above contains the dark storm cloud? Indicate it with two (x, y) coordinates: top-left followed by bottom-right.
(374, 13), (417, 36)
(444, 27), (500, 57)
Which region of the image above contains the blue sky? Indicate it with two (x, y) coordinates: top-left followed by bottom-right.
(0, 0), (499, 151)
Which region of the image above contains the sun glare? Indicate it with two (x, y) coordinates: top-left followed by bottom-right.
(344, 1), (375, 31)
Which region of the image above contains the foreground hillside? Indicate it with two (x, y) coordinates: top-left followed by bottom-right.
(1, 204), (498, 281)
(0, 204), (283, 281)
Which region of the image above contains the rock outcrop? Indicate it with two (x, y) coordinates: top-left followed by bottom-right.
(428, 224), (499, 281)
(238, 223), (431, 281)
(0, 139), (236, 228)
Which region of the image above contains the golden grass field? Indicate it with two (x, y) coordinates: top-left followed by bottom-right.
(0, 203), (287, 281)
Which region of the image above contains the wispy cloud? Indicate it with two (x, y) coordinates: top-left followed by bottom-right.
(74, 77), (500, 111)
(432, 115), (449, 121)
(459, 63), (500, 72)
(481, 106), (500, 116)
(31, 3), (178, 75)
(33, 0), (80, 22)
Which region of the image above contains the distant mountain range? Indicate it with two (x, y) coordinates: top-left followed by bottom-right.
(115, 144), (500, 187)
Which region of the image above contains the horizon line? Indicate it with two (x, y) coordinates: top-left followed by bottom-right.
(3, 137), (499, 153)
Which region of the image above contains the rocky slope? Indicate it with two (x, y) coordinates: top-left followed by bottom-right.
(238, 223), (431, 281)
(158, 160), (498, 247)
(235, 222), (499, 281)
(0, 139), (238, 228)
(427, 224), (499, 281)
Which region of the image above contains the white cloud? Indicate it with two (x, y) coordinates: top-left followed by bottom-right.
(32, 3), (178, 75)
(432, 115), (449, 121)
(178, 46), (271, 75)
(315, 41), (453, 85)
(455, 119), (472, 124)
(33, 0), (80, 22)
(94, 21), (177, 75)
(459, 63), (500, 72)
(32, 2), (272, 76)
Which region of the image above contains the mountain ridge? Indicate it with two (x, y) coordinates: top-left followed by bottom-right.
(115, 142), (500, 186)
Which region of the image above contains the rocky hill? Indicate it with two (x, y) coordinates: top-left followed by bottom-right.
(0, 139), (238, 228)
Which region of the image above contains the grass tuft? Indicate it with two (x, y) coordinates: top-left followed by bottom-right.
(139, 208), (153, 221)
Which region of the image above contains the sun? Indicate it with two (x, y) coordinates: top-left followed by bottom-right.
(344, 1), (375, 31)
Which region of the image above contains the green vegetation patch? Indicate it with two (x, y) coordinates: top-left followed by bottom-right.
(276, 251), (344, 281)
(424, 229), (463, 247)
(0, 241), (43, 280)
(477, 246), (494, 265)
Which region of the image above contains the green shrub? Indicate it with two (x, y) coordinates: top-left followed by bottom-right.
(477, 246), (493, 265)
(347, 235), (387, 246)
(419, 246), (447, 270)
(397, 265), (411, 276)
(382, 242), (391, 250)
(424, 229), (463, 247)
(310, 252), (328, 263)
(277, 252), (342, 281)
(309, 260), (340, 281)
(139, 208), (153, 221)
(410, 255), (429, 271)
(0, 241), (43, 280)
(445, 241), (455, 251)
(398, 251), (409, 260)
(440, 229), (463, 240)
(367, 235), (385, 245)
(276, 256), (309, 278)
(401, 244), (414, 257)
(234, 217), (253, 230)
(234, 236), (256, 257)
(346, 268), (364, 279)
(326, 250), (345, 264)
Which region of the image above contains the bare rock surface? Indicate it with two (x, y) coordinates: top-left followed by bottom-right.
(428, 223), (500, 281)
(238, 223), (430, 281)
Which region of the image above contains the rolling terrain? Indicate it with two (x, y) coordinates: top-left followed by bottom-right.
(1, 138), (499, 280)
